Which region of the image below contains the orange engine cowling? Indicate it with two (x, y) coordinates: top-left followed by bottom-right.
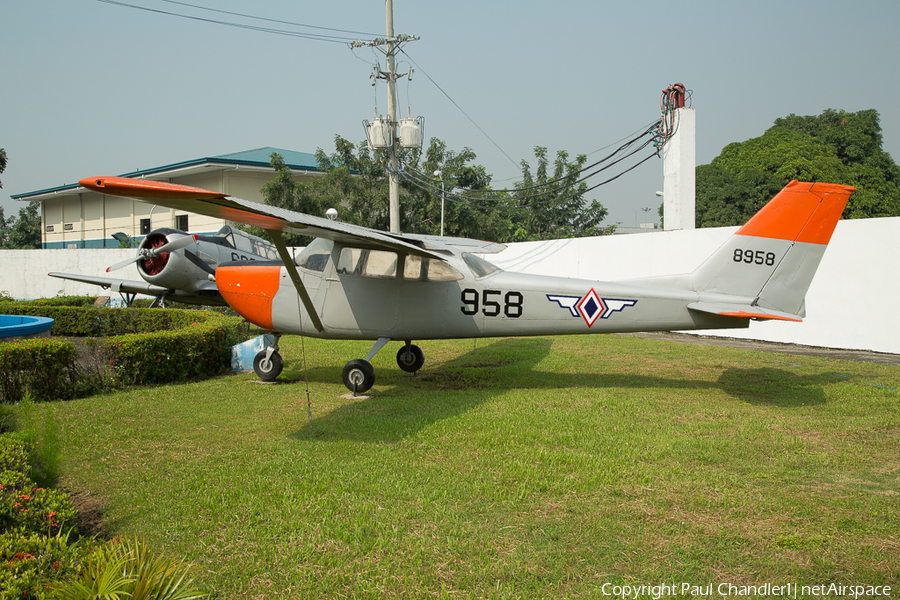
(215, 264), (281, 331)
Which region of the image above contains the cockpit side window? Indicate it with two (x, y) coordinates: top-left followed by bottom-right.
(295, 238), (334, 272)
(337, 247), (398, 279)
(403, 255), (463, 281)
(462, 253), (501, 278)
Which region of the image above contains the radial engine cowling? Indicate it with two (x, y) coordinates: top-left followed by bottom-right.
(136, 230), (201, 292)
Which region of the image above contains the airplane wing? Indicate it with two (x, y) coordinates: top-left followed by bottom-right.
(49, 272), (223, 305)
(49, 272), (177, 296)
(79, 176), (450, 260)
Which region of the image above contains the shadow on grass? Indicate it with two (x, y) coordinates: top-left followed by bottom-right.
(288, 337), (553, 444)
(717, 367), (831, 407)
(287, 338), (833, 444)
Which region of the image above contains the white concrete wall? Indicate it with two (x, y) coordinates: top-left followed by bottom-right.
(1, 217), (898, 355)
(1, 249), (133, 299)
(488, 217), (900, 355)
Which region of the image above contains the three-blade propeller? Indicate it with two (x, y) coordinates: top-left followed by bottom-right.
(106, 234), (198, 272)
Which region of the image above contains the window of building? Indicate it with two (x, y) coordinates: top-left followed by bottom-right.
(176, 214), (189, 231)
(140, 218), (151, 235)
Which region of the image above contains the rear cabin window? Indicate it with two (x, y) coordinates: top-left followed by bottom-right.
(337, 248), (398, 279)
(403, 255), (463, 281)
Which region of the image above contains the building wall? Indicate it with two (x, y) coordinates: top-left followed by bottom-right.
(38, 167), (323, 249)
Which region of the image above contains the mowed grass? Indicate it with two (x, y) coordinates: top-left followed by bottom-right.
(43, 334), (900, 598)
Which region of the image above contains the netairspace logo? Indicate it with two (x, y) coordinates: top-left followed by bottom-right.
(598, 582), (893, 599)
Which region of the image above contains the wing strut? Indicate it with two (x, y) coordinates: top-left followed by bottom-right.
(267, 230), (324, 332)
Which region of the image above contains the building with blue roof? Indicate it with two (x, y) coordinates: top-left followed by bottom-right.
(12, 147), (322, 249)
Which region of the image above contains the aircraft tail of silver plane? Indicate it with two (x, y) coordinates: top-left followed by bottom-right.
(686, 180), (855, 322)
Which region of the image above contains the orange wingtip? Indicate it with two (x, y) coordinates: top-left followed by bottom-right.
(719, 311), (803, 323)
(736, 180), (855, 245)
(79, 176), (226, 200)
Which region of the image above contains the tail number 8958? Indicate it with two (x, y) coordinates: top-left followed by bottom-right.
(733, 249), (776, 266)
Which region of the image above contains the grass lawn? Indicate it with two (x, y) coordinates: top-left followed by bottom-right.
(43, 334), (900, 598)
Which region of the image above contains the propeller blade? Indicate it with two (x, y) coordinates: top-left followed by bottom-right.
(107, 256), (141, 272)
(106, 235), (198, 272)
(148, 234), (198, 257)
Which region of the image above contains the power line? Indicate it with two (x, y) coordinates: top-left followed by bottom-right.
(400, 124), (659, 203)
(159, 0), (380, 37)
(398, 133), (659, 210)
(96, 0), (368, 43)
(398, 48), (521, 171)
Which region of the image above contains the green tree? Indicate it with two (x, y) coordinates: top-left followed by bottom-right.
(0, 147), (7, 189)
(241, 152), (326, 246)
(696, 109), (900, 226)
(400, 137), (512, 241)
(510, 147), (611, 241)
(0, 201), (41, 249)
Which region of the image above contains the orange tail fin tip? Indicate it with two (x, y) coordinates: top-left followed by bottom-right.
(736, 180), (855, 245)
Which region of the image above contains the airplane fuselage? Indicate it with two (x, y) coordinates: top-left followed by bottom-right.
(216, 239), (748, 342)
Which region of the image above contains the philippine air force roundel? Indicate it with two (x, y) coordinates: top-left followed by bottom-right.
(546, 289), (637, 327)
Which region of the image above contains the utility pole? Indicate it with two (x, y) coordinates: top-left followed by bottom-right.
(385, 0), (400, 232)
(351, 2), (418, 233)
(660, 83), (695, 231)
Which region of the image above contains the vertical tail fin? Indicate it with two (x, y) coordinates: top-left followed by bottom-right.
(691, 180), (855, 320)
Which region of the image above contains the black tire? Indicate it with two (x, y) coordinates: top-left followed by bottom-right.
(342, 359), (375, 393)
(253, 351), (283, 381)
(396, 344), (425, 373)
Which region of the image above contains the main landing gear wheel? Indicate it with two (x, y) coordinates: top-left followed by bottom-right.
(253, 351), (283, 381)
(342, 359), (375, 394)
(396, 344), (425, 373)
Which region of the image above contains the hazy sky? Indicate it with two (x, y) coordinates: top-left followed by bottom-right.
(3, 0), (899, 228)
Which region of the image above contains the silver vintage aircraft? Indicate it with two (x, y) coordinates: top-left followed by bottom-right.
(49, 225), (278, 307)
(79, 175), (854, 392)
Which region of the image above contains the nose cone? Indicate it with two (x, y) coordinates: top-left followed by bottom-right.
(215, 264), (281, 331)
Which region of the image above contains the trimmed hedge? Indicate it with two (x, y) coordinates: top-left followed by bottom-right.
(88, 315), (243, 386)
(0, 339), (82, 404)
(0, 301), (245, 401)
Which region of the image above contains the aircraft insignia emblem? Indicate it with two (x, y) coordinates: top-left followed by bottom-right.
(547, 291), (637, 327)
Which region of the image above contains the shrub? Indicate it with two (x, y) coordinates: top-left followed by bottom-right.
(1, 435), (76, 537)
(0, 431), (87, 599)
(0, 530), (89, 600)
(48, 535), (209, 600)
(0, 301), (245, 397)
(0, 340), (81, 404)
(0, 435), (30, 473)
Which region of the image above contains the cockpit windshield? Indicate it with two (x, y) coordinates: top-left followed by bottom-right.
(462, 253), (502, 278)
(295, 238), (334, 272)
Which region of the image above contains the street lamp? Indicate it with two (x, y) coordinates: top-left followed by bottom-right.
(433, 169), (445, 236)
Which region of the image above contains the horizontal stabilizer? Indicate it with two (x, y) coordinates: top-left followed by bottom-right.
(688, 302), (803, 323)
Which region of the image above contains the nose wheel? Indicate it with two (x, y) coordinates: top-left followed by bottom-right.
(253, 350), (283, 381)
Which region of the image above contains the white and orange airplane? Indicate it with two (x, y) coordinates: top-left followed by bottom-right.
(78, 176), (854, 393)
